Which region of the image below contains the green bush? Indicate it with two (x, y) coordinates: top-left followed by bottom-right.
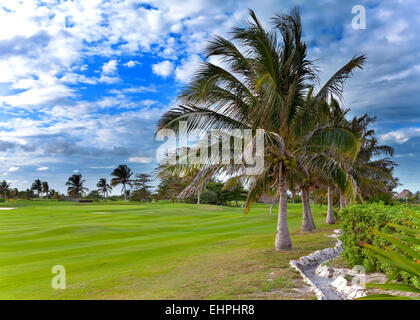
(340, 202), (419, 287)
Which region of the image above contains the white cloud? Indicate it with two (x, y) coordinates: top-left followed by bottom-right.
(128, 157), (154, 164)
(122, 85), (158, 93)
(175, 54), (202, 83)
(98, 74), (120, 84)
(152, 60), (174, 78)
(140, 99), (158, 107)
(381, 128), (420, 144)
(37, 166), (49, 171)
(8, 166), (19, 172)
(124, 60), (139, 67)
(102, 59), (118, 74)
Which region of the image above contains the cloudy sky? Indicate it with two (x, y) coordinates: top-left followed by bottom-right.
(0, 0), (419, 194)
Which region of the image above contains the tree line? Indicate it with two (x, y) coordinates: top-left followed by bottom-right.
(1, 163), (249, 205)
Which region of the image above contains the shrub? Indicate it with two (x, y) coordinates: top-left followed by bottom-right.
(340, 202), (419, 286)
(358, 210), (420, 299)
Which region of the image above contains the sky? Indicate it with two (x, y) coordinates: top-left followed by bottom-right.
(0, 0), (419, 195)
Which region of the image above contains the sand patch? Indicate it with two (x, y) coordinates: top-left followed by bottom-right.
(0, 207), (16, 210)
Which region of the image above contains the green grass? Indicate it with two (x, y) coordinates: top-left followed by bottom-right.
(0, 200), (338, 299)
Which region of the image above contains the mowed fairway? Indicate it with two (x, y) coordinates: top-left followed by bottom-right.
(0, 201), (337, 299)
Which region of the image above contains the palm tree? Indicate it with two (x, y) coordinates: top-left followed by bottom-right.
(157, 8), (365, 250)
(345, 114), (397, 203)
(314, 103), (397, 224)
(111, 165), (133, 203)
(31, 179), (43, 199)
(96, 178), (112, 201)
(42, 181), (49, 201)
(65, 174), (88, 201)
(0, 180), (10, 202)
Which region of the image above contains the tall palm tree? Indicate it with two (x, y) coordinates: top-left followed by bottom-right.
(31, 179), (42, 200)
(0, 180), (10, 202)
(316, 105), (397, 224)
(42, 181), (49, 201)
(157, 8), (364, 250)
(97, 178), (112, 201)
(65, 174), (88, 201)
(308, 98), (358, 225)
(111, 165), (133, 203)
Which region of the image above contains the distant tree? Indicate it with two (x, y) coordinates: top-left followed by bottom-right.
(151, 193), (159, 202)
(42, 181), (49, 201)
(200, 189), (218, 204)
(65, 174), (88, 201)
(223, 178), (247, 206)
(21, 188), (35, 200)
(49, 189), (59, 199)
(31, 179), (43, 199)
(157, 174), (187, 202)
(207, 180), (229, 205)
(96, 178), (112, 201)
(131, 173), (152, 202)
(10, 188), (19, 199)
(111, 165), (133, 203)
(86, 190), (102, 200)
(0, 180), (10, 202)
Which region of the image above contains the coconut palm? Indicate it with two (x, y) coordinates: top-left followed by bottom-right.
(96, 178), (112, 201)
(346, 114), (397, 202)
(65, 173), (88, 201)
(157, 8), (364, 250)
(42, 181), (49, 201)
(110, 165), (133, 203)
(315, 105), (397, 224)
(31, 179), (43, 199)
(0, 180), (10, 202)
(309, 98), (357, 225)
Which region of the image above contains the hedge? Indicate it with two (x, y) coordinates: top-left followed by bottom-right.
(340, 202), (419, 287)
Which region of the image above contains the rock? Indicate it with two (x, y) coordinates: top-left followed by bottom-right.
(288, 229), (369, 300)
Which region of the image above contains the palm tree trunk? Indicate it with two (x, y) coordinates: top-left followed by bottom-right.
(307, 192), (316, 230)
(123, 184), (127, 203)
(339, 191), (345, 210)
(326, 186), (336, 224)
(301, 187), (316, 232)
(197, 192), (200, 205)
(275, 166), (292, 251)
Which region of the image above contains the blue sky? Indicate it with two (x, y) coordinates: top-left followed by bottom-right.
(0, 0), (419, 194)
